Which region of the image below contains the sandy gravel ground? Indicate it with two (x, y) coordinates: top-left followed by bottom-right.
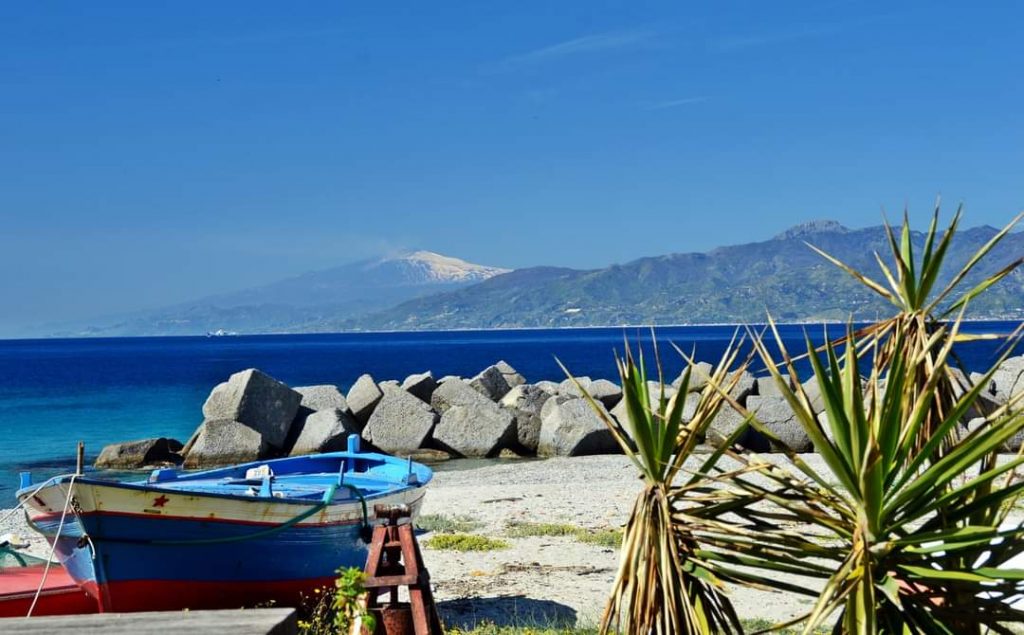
(4, 455), (1021, 629)
(420, 455), (819, 628)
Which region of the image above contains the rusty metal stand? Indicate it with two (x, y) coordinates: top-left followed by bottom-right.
(361, 504), (443, 635)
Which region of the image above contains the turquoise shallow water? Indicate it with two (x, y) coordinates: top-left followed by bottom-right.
(1, 323), (1019, 502)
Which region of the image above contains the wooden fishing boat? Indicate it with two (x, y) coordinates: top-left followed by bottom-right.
(16, 435), (432, 613)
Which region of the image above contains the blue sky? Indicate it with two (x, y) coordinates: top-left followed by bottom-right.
(1, 2), (1022, 333)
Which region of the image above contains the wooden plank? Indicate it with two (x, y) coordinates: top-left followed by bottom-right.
(0, 607), (298, 634)
(363, 573), (419, 588)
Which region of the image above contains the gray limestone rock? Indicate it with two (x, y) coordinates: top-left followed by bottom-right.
(588, 379), (623, 409)
(706, 405), (770, 452)
(289, 408), (361, 456)
(645, 381), (678, 400)
(672, 362), (714, 393)
(495, 361), (527, 388)
(538, 398), (618, 457)
(347, 374), (384, 424)
(746, 395), (812, 452)
(991, 356), (1024, 405)
(362, 388), (438, 454)
(201, 369), (301, 448)
(95, 437), (184, 469)
(610, 390), (697, 429)
(402, 372), (439, 403)
(500, 384), (555, 452)
(294, 385), (349, 413)
(756, 374), (797, 399)
(534, 381), (560, 395)
(800, 376), (826, 413)
(183, 419), (269, 468)
(431, 378), (494, 414)
(966, 416), (1024, 452)
(470, 361), (524, 401)
(433, 403), (516, 457)
(558, 376), (593, 398)
(730, 371), (759, 405)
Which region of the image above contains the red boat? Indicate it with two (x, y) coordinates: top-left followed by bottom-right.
(0, 546), (97, 617)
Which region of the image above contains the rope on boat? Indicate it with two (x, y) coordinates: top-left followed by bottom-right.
(0, 474), (75, 527)
(26, 474), (77, 619)
(101, 482), (373, 547)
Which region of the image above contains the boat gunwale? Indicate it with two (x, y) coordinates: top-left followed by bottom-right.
(16, 451), (433, 508)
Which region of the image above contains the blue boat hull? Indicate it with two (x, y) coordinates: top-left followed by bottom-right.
(19, 447), (432, 612)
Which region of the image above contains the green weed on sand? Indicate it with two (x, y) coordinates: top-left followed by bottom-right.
(505, 522), (622, 548)
(416, 513), (483, 533)
(423, 533), (509, 552)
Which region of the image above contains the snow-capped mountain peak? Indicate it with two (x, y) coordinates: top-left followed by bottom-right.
(386, 251), (511, 284)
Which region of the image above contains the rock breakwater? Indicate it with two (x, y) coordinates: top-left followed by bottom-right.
(95, 355), (1024, 470)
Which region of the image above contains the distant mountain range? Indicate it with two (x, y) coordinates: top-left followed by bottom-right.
(340, 221), (1024, 331)
(61, 251), (510, 337)
(60, 222), (1024, 337)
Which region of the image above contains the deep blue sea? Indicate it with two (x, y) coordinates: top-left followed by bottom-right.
(1, 322), (1021, 502)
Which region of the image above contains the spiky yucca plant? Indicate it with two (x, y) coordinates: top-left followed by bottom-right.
(732, 317), (1024, 633)
(564, 338), (763, 634)
(807, 204), (1022, 453)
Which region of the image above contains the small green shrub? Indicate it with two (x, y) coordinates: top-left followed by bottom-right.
(423, 533), (509, 551)
(574, 529), (622, 548)
(505, 521), (622, 548)
(416, 513), (483, 533)
(505, 522), (579, 538)
(297, 567), (375, 634)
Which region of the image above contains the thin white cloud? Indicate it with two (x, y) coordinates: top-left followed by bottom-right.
(497, 30), (656, 71)
(645, 96), (708, 110)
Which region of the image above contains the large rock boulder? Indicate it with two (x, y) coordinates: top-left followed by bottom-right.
(289, 409), (361, 456)
(500, 384), (555, 452)
(610, 390), (699, 437)
(746, 395), (812, 452)
(402, 372), (439, 403)
(431, 378), (494, 414)
(706, 405), (770, 452)
(730, 371), (758, 405)
(672, 361), (714, 393)
(362, 387), (438, 454)
(183, 420), (269, 468)
(966, 417), (1024, 452)
(800, 376), (826, 413)
(95, 438), (184, 469)
(347, 374), (383, 424)
(538, 398), (618, 456)
(559, 376), (593, 398)
(588, 379), (623, 409)
(990, 357), (1024, 405)
(756, 374), (797, 400)
(558, 377), (621, 408)
(646, 381), (678, 400)
(433, 403), (516, 457)
(470, 361), (525, 401)
(294, 385), (349, 412)
(534, 380), (560, 395)
(947, 367), (1001, 423)
(201, 369), (301, 448)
